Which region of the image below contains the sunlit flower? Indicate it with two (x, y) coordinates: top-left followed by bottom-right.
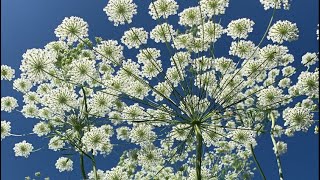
(55, 157), (73, 172)
(148, 0), (178, 20)
(268, 20), (299, 44)
(121, 27), (148, 49)
(104, 0), (137, 26)
(1, 96), (18, 112)
(13, 140), (34, 158)
(1, 120), (11, 140)
(226, 18), (254, 39)
(1, 65), (15, 81)
(54, 16), (88, 43)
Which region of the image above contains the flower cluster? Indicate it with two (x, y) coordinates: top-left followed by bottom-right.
(1, 0), (319, 179)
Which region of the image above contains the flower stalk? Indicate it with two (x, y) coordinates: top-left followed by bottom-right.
(270, 112), (284, 180)
(195, 123), (202, 180)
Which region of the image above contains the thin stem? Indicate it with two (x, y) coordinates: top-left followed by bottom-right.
(270, 112), (284, 180)
(80, 153), (87, 179)
(250, 144), (266, 180)
(91, 156), (98, 180)
(195, 124), (202, 180)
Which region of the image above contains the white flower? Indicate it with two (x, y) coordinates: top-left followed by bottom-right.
(260, 0), (290, 10)
(283, 107), (314, 132)
(68, 58), (97, 84)
(152, 81), (172, 101)
(121, 103), (147, 120)
(129, 124), (156, 145)
(214, 57), (235, 73)
(23, 92), (40, 105)
(1, 120), (11, 140)
(150, 23), (175, 43)
(44, 87), (78, 112)
(226, 18), (254, 39)
(172, 33), (193, 50)
(257, 86), (285, 108)
(141, 61), (162, 79)
(104, 167), (128, 180)
(178, 7), (203, 27)
(282, 66), (296, 77)
(33, 122), (50, 137)
(48, 136), (65, 151)
(103, 0), (137, 26)
(81, 127), (113, 155)
(117, 59), (141, 79)
(197, 22), (224, 43)
(13, 140), (34, 158)
(166, 67), (183, 87)
(137, 145), (163, 167)
(296, 71), (319, 98)
(268, 20), (299, 44)
(273, 141), (287, 155)
(170, 124), (191, 141)
(278, 78), (291, 88)
(137, 48), (161, 65)
(121, 27), (148, 49)
(88, 169), (105, 180)
(1, 96), (18, 112)
(229, 128), (257, 147)
(199, 0), (229, 16)
(258, 44), (291, 69)
(148, 0), (178, 20)
(44, 41), (68, 53)
(126, 81), (151, 99)
(170, 52), (191, 69)
(301, 52), (318, 67)
(20, 49), (56, 84)
(89, 92), (114, 116)
(21, 104), (39, 118)
(54, 16), (88, 43)
(188, 37), (211, 53)
(229, 40), (256, 59)
(55, 157), (73, 172)
(1, 65), (15, 81)
(13, 78), (32, 93)
(116, 127), (131, 141)
(94, 40), (124, 65)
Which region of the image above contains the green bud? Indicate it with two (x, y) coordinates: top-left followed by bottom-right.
(95, 37), (103, 44)
(34, 172), (41, 177)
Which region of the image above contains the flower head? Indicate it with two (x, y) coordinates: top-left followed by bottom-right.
(13, 140), (34, 158)
(121, 27), (148, 49)
(1, 65), (15, 81)
(268, 20), (299, 44)
(260, 0), (290, 10)
(283, 107), (314, 132)
(54, 16), (88, 43)
(226, 18), (254, 39)
(1, 120), (11, 140)
(199, 0), (229, 16)
(1, 97), (18, 112)
(149, 0), (178, 20)
(55, 157), (73, 172)
(104, 0), (137, 26)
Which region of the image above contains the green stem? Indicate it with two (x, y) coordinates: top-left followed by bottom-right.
(80, 153), (87, 179)
(195, 124), (202, 180)
(270, 113), (284, 180)
(250, 144), (266, 180)
(91, 156), (98, 180)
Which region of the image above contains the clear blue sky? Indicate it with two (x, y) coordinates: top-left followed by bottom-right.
(1, 0), (319, 179)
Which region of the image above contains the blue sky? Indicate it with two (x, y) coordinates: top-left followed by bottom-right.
(1, 0), (319, 179)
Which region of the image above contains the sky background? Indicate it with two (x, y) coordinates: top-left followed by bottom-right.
(1, 0), (319, 179)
